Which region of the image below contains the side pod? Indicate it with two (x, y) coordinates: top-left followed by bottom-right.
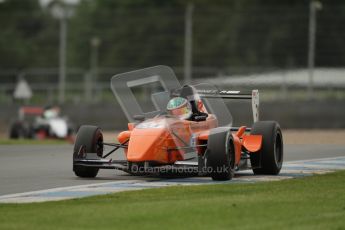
(242, 135), (262, 153)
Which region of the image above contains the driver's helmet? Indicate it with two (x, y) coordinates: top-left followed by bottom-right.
(43, 106), (60, 119)
(167, 97), (192, 120)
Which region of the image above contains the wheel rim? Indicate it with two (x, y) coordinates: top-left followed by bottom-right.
(225, 132), (235, 173)
(275, 132), (283, 165)
(96, 136), (103, 157)
(228, 142), (235, 170)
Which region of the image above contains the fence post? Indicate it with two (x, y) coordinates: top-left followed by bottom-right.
(184, 3), (193, 85)
(84, 72), (92, 103)
(307, 0), (322, 99)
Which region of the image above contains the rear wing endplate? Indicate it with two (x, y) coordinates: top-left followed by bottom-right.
(197, 89), (260, 123)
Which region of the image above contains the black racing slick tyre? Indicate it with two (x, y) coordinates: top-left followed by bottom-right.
(207, 128), (235, 181)
(73, 125), (103, 178)
(9, 122), (22, 139)
(250, 121), (283, 175)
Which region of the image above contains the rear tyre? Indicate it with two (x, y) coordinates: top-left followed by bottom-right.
(207, 128), (235, 181)
(9, 121), (25, 139)
(250, 121), (283, 175)
(73, 125), (103, 178)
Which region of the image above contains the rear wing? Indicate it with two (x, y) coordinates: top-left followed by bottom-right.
(19, 106), (44, 120)
(197, 89), (260, 123)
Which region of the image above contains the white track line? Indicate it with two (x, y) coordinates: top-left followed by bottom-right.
(0, 180), (149, 199)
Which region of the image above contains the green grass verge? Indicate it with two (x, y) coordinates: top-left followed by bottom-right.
(0, 139), (71, 145)
(1, 171), (345, 230)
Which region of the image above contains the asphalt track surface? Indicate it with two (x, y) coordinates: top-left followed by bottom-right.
(1, 144), (345, 196)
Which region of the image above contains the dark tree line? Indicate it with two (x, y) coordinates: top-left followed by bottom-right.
(1, 0), (345, 72)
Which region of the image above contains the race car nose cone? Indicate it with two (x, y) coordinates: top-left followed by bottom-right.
(127, 128), (168, 163)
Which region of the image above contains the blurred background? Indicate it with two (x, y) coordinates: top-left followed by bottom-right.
(1, 0), (345, 132)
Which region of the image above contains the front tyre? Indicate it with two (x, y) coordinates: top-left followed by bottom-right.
(250, 121), (283, 175)
(73, 125), (103, 178)
(207, 128), (235, 181)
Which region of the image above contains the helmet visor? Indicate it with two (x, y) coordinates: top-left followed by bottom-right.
(167, 97), (192, 120)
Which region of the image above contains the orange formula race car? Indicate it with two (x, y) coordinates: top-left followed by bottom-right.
(73, 66), (283, 181)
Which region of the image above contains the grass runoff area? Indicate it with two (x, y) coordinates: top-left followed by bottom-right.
(1, 171), (345, 230)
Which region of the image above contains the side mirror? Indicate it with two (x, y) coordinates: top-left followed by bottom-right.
(133, 114), (145, 122)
